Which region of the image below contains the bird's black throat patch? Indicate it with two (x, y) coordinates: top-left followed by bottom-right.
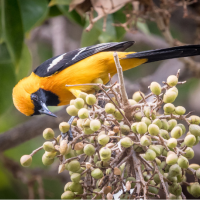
(31, 89), (60, 115)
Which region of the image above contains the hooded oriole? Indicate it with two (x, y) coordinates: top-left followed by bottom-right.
(13, 41), (200, 117)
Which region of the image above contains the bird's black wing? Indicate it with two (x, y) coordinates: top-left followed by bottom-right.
(34, 41), (134, 77)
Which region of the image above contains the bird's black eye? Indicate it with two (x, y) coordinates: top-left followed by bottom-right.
(31, 94), (38, 101)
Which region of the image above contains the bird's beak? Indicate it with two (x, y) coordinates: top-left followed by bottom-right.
(39, 102), (57, 118)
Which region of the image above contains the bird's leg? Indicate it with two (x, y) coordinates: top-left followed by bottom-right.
(61, 116), (75, 141)
(96, 90), (106, 108)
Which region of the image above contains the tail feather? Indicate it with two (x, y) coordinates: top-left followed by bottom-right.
(123, 45), (200, 63)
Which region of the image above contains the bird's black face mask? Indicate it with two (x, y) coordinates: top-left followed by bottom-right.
(31, 89), (58, 118)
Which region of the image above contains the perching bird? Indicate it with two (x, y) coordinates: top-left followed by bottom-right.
(13, 41), (200, 118)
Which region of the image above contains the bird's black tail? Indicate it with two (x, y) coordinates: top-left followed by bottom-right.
(124, 45), (200, 63)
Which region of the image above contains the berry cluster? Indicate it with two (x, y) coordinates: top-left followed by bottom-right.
(20, 71), (200, 199)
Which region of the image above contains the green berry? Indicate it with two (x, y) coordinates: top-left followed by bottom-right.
(132, 91), (144, 102)
(98, 135), (109, 146)
(131, 123), (138, 133)
(78, 108), (89, 119)
(175, 106), (186, 115)
(105, 103), (115, 114)
(168, 119), (177, 131)
(145, 149), (156, 161)
(187, 115), (200, 125)
(66, 160), (80, 172)
(161, 119), (169, 130)
(86, 94), (96, 105)
(148, 124), (160, 136)
(169, 164), (181, 177)
(78, 92), (87, 102)
(167, 138), (177, 148)
(113, 109), (124, 120)
(177, 155), (189, 169)
(120, 124), (130, 135)
(91, 168), (103, 179)
(152, 119), (162, 129)
(100, 147), (111, 160)
(140, 135), (151, 146)
(167, 75), (178, 87)
(184, 147), (194, 160)
(184, 135), (196, 147)
(177, 124), (186, 135)
(84, 144), (95, 156)
(128, 99), (137, 105)
(166, 154), (178, 165)
(163, 103), (175, 114)
(74, 98), (85, 109)
(171, 126), (182, 139)
(163, 90), (177, 103)
(160, 129), (170, 139)
(20, 155), (32, 167)
(141, 117), (151, 127)
(43, 141), (55, 152)
(61, 191), (75, 199)
(59, 122), (70, 133)
(66, 105), (79, 116)
(121, 137), (134, 148)
(71, 173), (81, 183)
(189, 124), (200, 137)
(150, 82), (161, 95)
(136, 122), (147, 135)
(42, 154), (54, 166)
(134, 112), (142, 121)
(90, 119), (101, 131)
(43, 128), (55, 140)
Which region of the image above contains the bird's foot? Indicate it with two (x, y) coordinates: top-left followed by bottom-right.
(61, 116), (75, 141)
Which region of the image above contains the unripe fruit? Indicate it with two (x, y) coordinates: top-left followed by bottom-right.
(166, 154), (178, 165)
(64, 145), (72, 157)
(189, 163), (200, 170)
(121, 137), (134, 148)
(169, 164), (182, 177)
(92, 78), (103, 90)
(100, 147), (111, 159)
(59, 122), (70, 133)
(169, 183), (182, 196)
(144, 107), (156, 119)
(66, 160), (80, 172)
(145, 149), (156, 161)
(177, 124), (186, 135)
(196, 168), (200, 179)
(78, 108), (89, 119)
(184, 147), (194, 159)
(141, 117), (151, 127)
(128, 99), (137, 105)
(160, 129), (170, 139)
(113, 109), (124, 120)
(132, 91), (144, 102)
(43, 141), (55, 152)
(131, 123), (138, 133)
(161, 119), (169, 130)
(153, 174), (161, 184)
(66, 105), (79, 116)
(74, 142), (84, 151)
(152, 119), (162, 129)
(20, 155), (32, 167)
(168, 119), (177, 131)
(42, 154), (54, 166)
(148, 124), (160, 136)
(61, 191), (75, 199)
(70, 99), (75, 105)
(83, 127), (94, 135)
(163, 90), (177, 103)
(69, 182), (83, 193)
(90, 119), (101, 131)
(163, 103), (175, 114)
(150, 82), (161, 95)
(140, 135), (151, 146)
(134, 112), (142, 121)
(78, 92), (87, 102)
(136, 122), (147, 135)
(169, 194), (182, 200)
(76, 149), (84, 155)
(44, 151), (57, 159)
(84, 144), (95, 156)
(184, 134), (196, 147)
(149, 145), (161, 156)
(177, 155), (189, 169)
(105, 103), (116, 114)
(64, 182), (72, 191)
(175, 106), (186, 115)
(71, 173), (81, 183)
(167, 75), (178, 86)
(60, 140), (68, 155)
(74, 98), (85, 109)
(43, 128), (55, 140)
(171, 126), (182, 139)
(98, 135), (109, 146)
(168, 87), (178, 95)
(167, 138), (177, 148)
(187, 115), (200, 125)
(189, 124), (200, 137)
(86, 94), (96, 105)
(190, 182), (200, 198)
(91, 168), (103, 179)
(120, 124), (130, 135)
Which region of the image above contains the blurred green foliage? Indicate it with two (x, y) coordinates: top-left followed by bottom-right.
(0, 0), (199, 199)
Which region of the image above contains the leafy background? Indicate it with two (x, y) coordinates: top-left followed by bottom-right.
(0, 0), (200, 199)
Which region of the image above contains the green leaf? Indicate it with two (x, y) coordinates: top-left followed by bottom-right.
(137, 21), (150, 35)
(1, 0), (24, 65)
(0, 43), (16, 116)
(49, 0), (72, 7)
(58, 5), (85, 26)
(81, 19), (102, 47)
(18, 0), (49, 33)
(15, 44), (32, 82)
(48, 5), (62, 17)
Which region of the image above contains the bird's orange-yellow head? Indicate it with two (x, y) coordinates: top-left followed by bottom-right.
(13, 73), (57, 117)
